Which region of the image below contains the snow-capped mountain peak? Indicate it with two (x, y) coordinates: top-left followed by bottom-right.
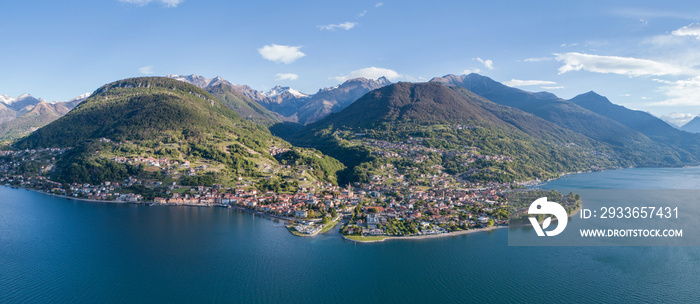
(0, 93), (38, 105)
(17, 93), (32, 100)
(262, 86), (308, 98)
(0, 94), (16, 105)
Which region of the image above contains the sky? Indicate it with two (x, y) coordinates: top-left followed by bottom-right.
(2, 0), (700, 125)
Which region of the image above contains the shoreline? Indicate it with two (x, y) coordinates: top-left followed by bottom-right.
(229, 205), (294, 223)
(13, 185), (511, 243)
(342, 225), (507, 243)
(13, 185), (296, 222)
(5, 182), (578, 244)
(286, 217), (341, 237)
(529, 164), (700, 188)
(22, 187), (133, 205)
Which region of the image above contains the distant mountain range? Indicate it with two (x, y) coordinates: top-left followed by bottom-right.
(431, 74), (697, 164)
(167, 74), (391, 125)
(0, 93), (88, 141)
(8, 73), (700, 186)
(680, 116), (700, 133)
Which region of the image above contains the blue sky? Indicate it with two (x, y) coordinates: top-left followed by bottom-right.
(2, 0), (700, 124)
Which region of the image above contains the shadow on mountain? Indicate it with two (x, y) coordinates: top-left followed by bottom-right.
(269, 121), (305, 140)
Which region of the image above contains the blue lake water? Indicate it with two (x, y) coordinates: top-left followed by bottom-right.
(2, 167), (700, 303)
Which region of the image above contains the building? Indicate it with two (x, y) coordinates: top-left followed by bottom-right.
(295, 210), (308, 218)
(367, 213), (380, 229)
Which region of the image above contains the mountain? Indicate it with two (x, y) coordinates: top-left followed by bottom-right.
(168, 74), (294, 125)
(0, 102), (15, 124)
(15, 77), (343, 186)
(0, 93), (45, 123)
(0, 101), (72, 141)
(570, 91), (700, 154)
(16, 77), (255, 148)
(262, 85), (308, 99)
(681, 117), (700, 133)
(432, 74), (663, 147)
(432, 73), (700, 165)
(255, 86), (309, 117)
(301, 82), (515, 129)
(0, 94), (15, 105)
(166, 74), (226, 89)
(225, 77), (392, 124)
(431, 74), (560, 109)
(293, 77), (391, 124)
(0, 92), (87, 141)
(169, 74), (392, 125)
(1, 94), (44, 112)
(292, 82), (630, 184)
(205, 82), (287, 126)
(65, 93), (90, 108)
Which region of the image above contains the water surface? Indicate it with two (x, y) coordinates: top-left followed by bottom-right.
(2, 167), (700, 303)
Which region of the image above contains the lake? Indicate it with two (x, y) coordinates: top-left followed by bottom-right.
(2, 167), (700, 303)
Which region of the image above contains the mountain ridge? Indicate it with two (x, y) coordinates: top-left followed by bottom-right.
(292, 82), (627, 183)
(168, 74), (391, 125)
(681, 116), (700, 133)
(15, 77), (344, 186)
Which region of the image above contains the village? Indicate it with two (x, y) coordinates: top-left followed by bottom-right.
(0, 146), (511, 241)
(362, 136), (513, 164)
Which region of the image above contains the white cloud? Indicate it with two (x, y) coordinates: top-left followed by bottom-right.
(503, 79), (557, 87)
(375, 2), (383, 7)
(555, 52), (693, 76)
(523, 57), (553, 62)
(119, 0), (183, 7)
(335, 67), (402, 82)
(138, 65), (154, 75)
(560, 43), (578, 48)
(541, 86), (565, 90)
(476, 57), (494, 70)
(358, 10), (367, 17)
(462, 68), (481, 74)
(672, 23), (700, 39)
(258, 44), (306, 64)
(651, 76), (700, 106)
(275, 73), (299, 81)
(319, 22), (357, 31)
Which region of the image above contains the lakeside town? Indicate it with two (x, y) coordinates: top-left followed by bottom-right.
(0, 146), (513, 242)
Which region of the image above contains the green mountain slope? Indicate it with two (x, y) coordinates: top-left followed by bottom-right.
(206, 82), (286, 126)
(15, 77), (343, 186)
(432, 74), (696, 165)
(292, 82), (622, 184)
(431, 74), (651, 146)
(571, 91), (700, 156)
